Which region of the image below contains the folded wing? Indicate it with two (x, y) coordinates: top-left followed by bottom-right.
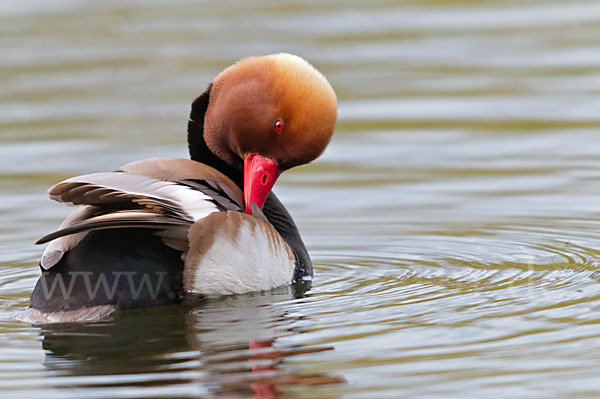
(38, 158), (242, 269)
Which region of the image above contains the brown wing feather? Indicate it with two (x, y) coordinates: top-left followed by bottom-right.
(118, 158), (243, 204)
(36, 210), (188, 245)
(37, 158), (243, 270)
(48, 171), (217, 221)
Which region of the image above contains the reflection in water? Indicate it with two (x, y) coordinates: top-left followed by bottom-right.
(39, 286), (344, 398)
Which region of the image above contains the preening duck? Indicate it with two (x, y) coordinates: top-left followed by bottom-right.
(22, 53), (337, 323)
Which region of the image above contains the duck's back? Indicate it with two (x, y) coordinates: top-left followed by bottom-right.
(22, 158), (308, 323)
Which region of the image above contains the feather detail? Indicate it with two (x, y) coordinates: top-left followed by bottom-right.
(40, 205), (99, 269)
(180, 179), (243, 211)
(153, 226), (190, 252)
(48, 171), (218, 221)
(36, 210), (188, 245)
(118, 158), (243, 204)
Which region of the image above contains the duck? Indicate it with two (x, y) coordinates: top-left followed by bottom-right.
(21, 53), (337, 323)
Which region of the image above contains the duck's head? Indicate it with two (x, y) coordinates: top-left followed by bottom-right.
(188, 53), (337, 215)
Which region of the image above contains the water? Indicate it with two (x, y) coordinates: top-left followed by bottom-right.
(2, 0), (600, 397)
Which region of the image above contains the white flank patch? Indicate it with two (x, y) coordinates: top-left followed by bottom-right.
(185, 215), (295, 296)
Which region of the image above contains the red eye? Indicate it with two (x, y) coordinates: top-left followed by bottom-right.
(273, 119), (283, 133)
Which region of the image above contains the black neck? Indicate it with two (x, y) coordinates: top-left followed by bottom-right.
(187, 85), (244, 188)
(187, 119), (243, 188)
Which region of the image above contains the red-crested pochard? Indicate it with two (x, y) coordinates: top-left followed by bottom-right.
(22, 53), (337, 323)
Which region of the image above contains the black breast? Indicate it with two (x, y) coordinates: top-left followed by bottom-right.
(263, 193), (313, 282)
